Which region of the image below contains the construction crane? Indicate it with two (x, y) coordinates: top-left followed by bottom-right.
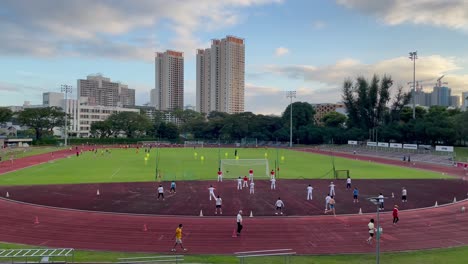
(436, 75), (448, 87)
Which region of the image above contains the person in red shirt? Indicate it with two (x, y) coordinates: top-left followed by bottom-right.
(243, 175), (248, 188)
(248, 169), (254, 181)
(270, 169), (275, 179)
(217, 170), (223, 182)
(392, 205), (399, 224)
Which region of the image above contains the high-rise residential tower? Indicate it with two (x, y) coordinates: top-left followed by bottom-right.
(196, 36), (245, 114)
(77, 74), (135, 107)
(154, 50), (184, 110)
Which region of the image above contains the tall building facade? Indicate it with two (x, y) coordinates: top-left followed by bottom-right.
(43, 92), (64, 107)
(196, 36), (245, 114)
(77, 74), (135, 107)
(431, 86), (451, 107)
(312, 103), (346, 124)
(462, 92), (468, 111)
(154, 50), (184, 110)
(450, 95), (460, 108)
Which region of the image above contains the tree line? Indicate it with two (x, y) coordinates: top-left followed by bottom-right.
(1, 74), (467, 146)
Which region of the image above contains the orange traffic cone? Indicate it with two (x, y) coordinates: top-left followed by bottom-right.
(34, 216), (40, 224)
(232, 229), (237, 238)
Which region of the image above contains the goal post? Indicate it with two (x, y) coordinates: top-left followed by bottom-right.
(220, 159), (269, 178)
(184, 141), (204, 148)
(334, 170), (350, 179)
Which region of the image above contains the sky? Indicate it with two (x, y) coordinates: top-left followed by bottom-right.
(0, 0), (467, 115)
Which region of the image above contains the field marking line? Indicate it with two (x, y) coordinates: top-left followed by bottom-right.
(110, 168), (122, 179)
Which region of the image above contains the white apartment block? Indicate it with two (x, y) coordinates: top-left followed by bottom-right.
(43, 92), (64, 107)
(462, 92), (468, 111)
(196, 36), (245, 114)
(154, 50), (184, 111)
(77, 74), (135, 107)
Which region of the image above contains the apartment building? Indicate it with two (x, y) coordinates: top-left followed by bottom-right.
(154, 50), (184, 110)
(77, 74), (135, 107)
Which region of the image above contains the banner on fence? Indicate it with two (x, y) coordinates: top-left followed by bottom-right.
(348, 140), (358, 145)
(378, 142), (389, 148)
(435, 145), (454, 152)
(389, 143), (402, 148)
(418, 144), (432, 150)
(403, 144), (418, 150)
(367, 142), (377, 147)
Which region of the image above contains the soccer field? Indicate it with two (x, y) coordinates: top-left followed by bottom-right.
(0, 147), (451, 186)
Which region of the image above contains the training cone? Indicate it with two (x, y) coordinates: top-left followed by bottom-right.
(435, 201), (438, 207)
(391, 192), (394, 198)
(97, 189), (100, 196)
(34, 216), (39, 224)
(453, 197), (457, 203)
(461, 207), (466, 213)
(5, 192), (9, 198)
(249, 211), (253, 217)
(143, 224), (148, 232)
(199, 210), (203, 217)
(358, 208), (362, 215)
(232, 229), (237, 238)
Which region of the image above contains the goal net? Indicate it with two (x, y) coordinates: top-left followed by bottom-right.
(184, 141), (204, 148)
(334, 170), (350, 179)
(220, 159), (269, 178)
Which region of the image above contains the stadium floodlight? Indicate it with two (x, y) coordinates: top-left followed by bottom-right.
(60, 85), (73, 146)
(286, 91), (296, 148)
(408, 51), (418, 119)
(367, 196), (387, 264)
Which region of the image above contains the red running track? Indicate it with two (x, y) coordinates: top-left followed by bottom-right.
(0, 147), (467, 254)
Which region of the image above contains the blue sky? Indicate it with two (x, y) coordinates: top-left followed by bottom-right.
(0, 0), (467, 114)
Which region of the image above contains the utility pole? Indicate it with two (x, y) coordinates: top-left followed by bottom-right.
(60, 85), (73, 146)
(408, 51), (418, 119)
(286, 91), (296, 148)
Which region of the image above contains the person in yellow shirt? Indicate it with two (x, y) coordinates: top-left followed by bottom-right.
(171, 224), (187, 252)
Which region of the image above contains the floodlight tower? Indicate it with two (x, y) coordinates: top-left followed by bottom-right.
(408, 51), (418, 119)
(286, 91), (296, 148)
(60, 84), (73, 146)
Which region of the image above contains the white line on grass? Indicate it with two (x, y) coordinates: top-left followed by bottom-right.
(110, 168), (121, 179)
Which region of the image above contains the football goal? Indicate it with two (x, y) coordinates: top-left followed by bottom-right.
(334, 169), (350, 179)
(184, 141), (204, 148)
(220, 159), (269, 178)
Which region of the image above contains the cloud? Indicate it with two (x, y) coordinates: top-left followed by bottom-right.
(312, 20), (326, 30)
(0, 0), (282, 61)
(336, 0), (468, 31)
(274, 47), (290, 57)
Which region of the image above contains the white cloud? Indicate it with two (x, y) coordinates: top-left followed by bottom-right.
(312, 20), (326, 30)
(337, 0), (468, 31)
(0, 0), (282, 61)
(274, 47), (290, 57)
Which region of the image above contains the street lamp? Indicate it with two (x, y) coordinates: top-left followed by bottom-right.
(60, 85), (73, 146)
(408, 51), (418, 119)
(367, 196), (387, 264)
(286, 91), (296, 148)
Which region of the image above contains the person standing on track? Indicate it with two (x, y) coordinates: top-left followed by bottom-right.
(157, 184), (165, 200)
(243, 175), (249, 188)
(237, 177), (243, 190)
(275, 197), (285, 215)
(249, 181), (255, 194)
(325, 194), (331, 211)
(170, 181), (176, 193)
(346, 176), (352, 190)
(208, 185), (216, 200)
(171, 224), (187, 252)
(378, 193), (384, 211)
(249, 169), (254, 182)
(393, 205), (399, 224)
(215, 195), (222, 215)
(367, 219), (376, 244)
(401, 187), (407, 203)
(217, 170), (223, 182)
(270, 169), (275, 179)
(329, 182), (336, 196)
(270, 177), (276, 190)
(353, 187), (359, 203)
(307, 184), (313, 200)
(236, 210), (243, 236)
(325, 196), (336, 216)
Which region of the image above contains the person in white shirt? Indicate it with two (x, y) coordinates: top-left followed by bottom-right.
(236, 210), (243, 236)
(346, 176), (352, 190)
(157, 184), (164, 201)
(208, 185), (216, 201)
(307, 184), (313, 200)
(378, 193), (384, 211)
(270, 177), (276, 190)
(325, 194), (331, 211)
(237, 177), (243, 190)
(215, 195), (222, 215)
(329, 182), (336, 196)
(401, 187), (408, 202)
(367, 219), (376, 244)
(275, 197), (285, 215)
(249, 181), (255, 194)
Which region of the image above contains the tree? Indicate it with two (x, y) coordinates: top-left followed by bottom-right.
(107, 112), (151, 138)
(322, 112), (347, 128)
(17, 107), (65, 140)
(90, 120), (114, 138)
(282, 102), (315, 130)
(0, 108), (13, 124)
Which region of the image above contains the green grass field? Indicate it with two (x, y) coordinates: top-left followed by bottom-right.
(0, 148), (451, 186)
(1, 243), (467, 264)
(455, 147), (468, 162)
